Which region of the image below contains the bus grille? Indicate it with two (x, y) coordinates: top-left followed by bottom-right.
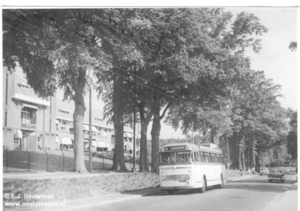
(165, 175), (186, 180)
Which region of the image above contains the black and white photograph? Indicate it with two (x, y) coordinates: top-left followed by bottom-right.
(1, 1), (298, 211)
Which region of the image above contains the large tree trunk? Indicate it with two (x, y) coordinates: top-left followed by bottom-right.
(238, 147), (242, 170)
(151, 104), (160, 174)
(238, 136), (245, 170)
(138, 102), (151, 172)
(111, 67), (127, 171)
(255, 153), (260, 172)
(241, 149), (246, 170)
(251, 140), (256, 168)
(73, 91), (87, 173)
(70, 54), (88, 174)
(139, 121), (149, 171)
(151, 98), (172, 173)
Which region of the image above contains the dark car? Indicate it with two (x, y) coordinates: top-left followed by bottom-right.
(268, 169), (285, 183)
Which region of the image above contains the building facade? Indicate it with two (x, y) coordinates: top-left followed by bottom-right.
(3, 67), (136, 153)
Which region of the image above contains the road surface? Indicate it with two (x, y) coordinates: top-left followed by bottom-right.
(84, 174), (297, 211)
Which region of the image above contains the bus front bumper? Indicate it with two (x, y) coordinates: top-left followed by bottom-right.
(160, 180), (202, 189)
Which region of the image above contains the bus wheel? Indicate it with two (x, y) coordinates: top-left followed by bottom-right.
(167, 190), (174, 195)
(199, 176), (207, 193)
(216, 174), (224, 188)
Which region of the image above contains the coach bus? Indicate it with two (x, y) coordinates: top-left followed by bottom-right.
(159, 142), (226, 194)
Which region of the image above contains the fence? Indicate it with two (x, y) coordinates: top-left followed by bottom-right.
(2, 149), (131, 173)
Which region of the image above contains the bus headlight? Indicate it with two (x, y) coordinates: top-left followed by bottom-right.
(161, 176), (166, 181)
(185, 175), (190, 180)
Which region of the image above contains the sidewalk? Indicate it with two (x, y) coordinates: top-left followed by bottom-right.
(3, 171), (123, 180)
(264, 182), (298, 211)
(226, 174), (256, 181)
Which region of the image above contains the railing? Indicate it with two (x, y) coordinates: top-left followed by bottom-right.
(2, 149), (140, 172)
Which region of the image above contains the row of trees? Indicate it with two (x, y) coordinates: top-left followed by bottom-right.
(3, 8), (295, 173)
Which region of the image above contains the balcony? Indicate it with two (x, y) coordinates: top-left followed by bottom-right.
(21, 123), (36, 130)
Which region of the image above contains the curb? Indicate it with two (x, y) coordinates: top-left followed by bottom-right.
(226, 174), (256, 182)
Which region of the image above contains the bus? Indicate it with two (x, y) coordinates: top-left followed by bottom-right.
(159, 142), (226, 194)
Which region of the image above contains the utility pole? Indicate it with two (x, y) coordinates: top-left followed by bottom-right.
(192, 122), (194, 144)
(89, 86), (93, 173)
(132, 69), (137, 172)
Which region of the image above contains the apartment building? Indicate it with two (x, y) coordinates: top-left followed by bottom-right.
(3, 67), (136, 153)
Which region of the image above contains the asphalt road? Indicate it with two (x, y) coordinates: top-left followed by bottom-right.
(84, 174), (297, 211)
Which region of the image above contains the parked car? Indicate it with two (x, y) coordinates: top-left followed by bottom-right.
(268, 169), (285, 183)
(260, 168), (270, 176)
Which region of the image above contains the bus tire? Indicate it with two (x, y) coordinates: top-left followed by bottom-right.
(216, 174), (224, 188)
(199, 176), (207, 193)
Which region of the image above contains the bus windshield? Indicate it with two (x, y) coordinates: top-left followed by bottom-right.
(160, 151), (192, 165)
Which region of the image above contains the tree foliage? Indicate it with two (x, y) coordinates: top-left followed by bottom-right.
(289, 41), (297, 51)
(287, 110), (297, 160)
(3, 8), (292, 173)
(3, 9), (111, 173)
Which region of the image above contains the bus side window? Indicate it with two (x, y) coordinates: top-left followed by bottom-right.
(190, 152), (195, 162)
(219, 154), (222, 163)
(221, 155), (224, 164)
(194, 152), (199, 162)
(211, 153), (215, 163)
(199, 151), (203, 162)
(206, 152), (210, 162)
(217, 154), (222, 163)
(202, 151), (206, 162)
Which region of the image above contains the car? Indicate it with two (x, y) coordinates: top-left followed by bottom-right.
(260, 168), (270, 176)
(268, 169), (285, 183)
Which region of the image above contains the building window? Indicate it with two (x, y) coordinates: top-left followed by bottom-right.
(21, 107), (37, 124)
(59, 109), (70, 114)
(18, 83), (30, 89)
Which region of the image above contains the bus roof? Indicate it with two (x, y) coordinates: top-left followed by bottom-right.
(199, 145), (222, 154)
(160, 142), (198, 152)
(160, 142), (222, 154)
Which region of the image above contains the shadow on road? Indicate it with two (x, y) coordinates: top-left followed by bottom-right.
(228, 178), (296, 185)
(121, 186), (217, 197)
(225, 178), (296, 193)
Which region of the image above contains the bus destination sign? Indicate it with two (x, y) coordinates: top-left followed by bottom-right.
(165, 146), (186, 151)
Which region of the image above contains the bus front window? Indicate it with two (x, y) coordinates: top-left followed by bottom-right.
(160, 151), (192, 165)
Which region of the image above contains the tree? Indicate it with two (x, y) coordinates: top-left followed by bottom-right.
(287, 110), (297, 160)
(166, 10), (268, 153)
(289, 41), (297, 51)
(87, 8), (150, 171)
(227, 69), (289, 170)
(3, 9), (111, 173)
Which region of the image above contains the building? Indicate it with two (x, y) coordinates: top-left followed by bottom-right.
(3, 67), (137, 153)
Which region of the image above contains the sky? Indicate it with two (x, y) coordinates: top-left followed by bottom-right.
(226, 7), (298, 110)
(1, 3), (299, 139)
